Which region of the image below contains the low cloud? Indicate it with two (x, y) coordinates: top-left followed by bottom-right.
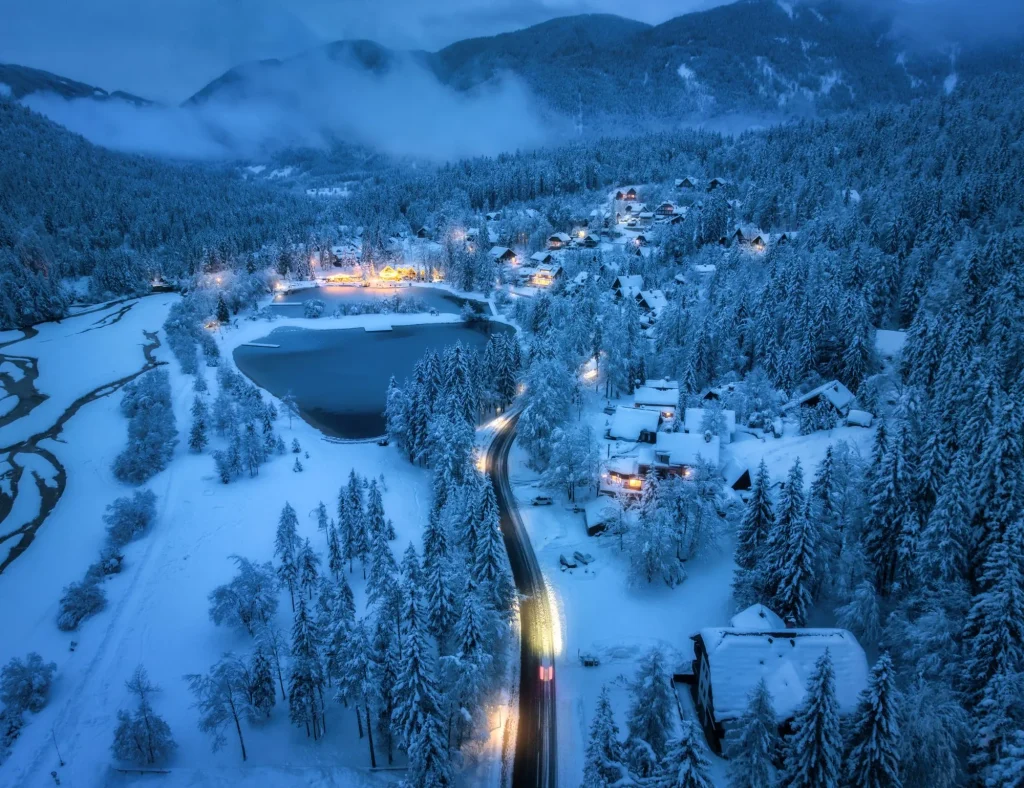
(23, 53), (559, 161)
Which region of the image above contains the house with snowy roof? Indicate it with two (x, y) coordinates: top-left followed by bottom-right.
(690, 624), (868, 752)
(655, 201), (677, 217)
(637, 431), (721, 477)
(634, 386), (679, 417)
(683, 407), (737, 444)
(732, 225), (768, 250)
(615, 187), (638, 201)
(530, 251), (554, 265)
(707, 177), (731, 191)
(488, 246), (517, 264)
(606, 406), (660, 443)
(635, 289), (668, 316)
(612, 275), (644, 299)
(547, 232), (572, 250)
(644, 378), (679, 391)
(782, 380), (855, 418)
(676, 176), (699, 190)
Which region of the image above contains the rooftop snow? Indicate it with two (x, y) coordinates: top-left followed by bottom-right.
(649, 431), (721, 469)
(698, 627), (868, 722)
(684, 407), (737, 437)
(634, 387), (678, 408)
(607, 406), (660, 441)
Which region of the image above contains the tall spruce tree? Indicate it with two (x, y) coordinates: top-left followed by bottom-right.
(582, 686), (628, 788)
(844, 653), (902, 788)
(727, 679), (779, 788)
(782, 650), (842, 788)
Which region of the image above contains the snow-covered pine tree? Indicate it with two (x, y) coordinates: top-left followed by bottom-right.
(782, 649), (842, 788)
(473, 507), (515, 619)
(581, 686), (628, 788)
(366, 479), (386, 540)
(315, 502), (330, 548)
(336, 619), (377, 766)
(297, 538), (320, 601)
(424, 553), (458, 647)
(763, 458), (805, 601)
(727, 679), (779, 788)
(916, 450), (972, 587)
(327, 520), (344, 579)
(189, 396), (209, 453)
(627, 647), (675, 761)
(385, 376), (406, 452)
(970, 396), (1024, 576)
(274, 503), (300, 610)
(733, 459), (775, 606)
(247, 647), (276, 719)
(371, 615), (399, 765)
(346, 470), (370, 572)
(772, 501), (817, 627)
(366, 524), (398, 609)
(288, 598), (325, 740)
(391, 574), (444, 748)
(844, 653), (902, 788)
(406, 702), (454, 788)
(658, 719), (714, 788)
(834, 579), (881, 645)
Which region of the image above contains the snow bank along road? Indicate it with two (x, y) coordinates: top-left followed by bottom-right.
(487, 414), (557, 788)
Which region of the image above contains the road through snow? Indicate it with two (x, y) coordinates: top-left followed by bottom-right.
(487, 414), (557, 788)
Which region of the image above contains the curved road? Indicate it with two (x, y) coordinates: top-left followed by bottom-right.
(487, 414), (557, 788)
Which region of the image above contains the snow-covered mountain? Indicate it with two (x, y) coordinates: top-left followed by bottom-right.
(182, 0), (1012, 126)
(0, 64), (152, 106)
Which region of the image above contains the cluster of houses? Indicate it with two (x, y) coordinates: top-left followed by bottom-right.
(595, 374), (868, 498)
(686, 603), (869, 753)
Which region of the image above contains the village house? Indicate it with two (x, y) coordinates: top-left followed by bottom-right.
(732, 226), (768, 250)
(722, 457), (752, 492)
(615, 187), (638, 201)
(547, 232), (572, 250)
(581, 233), (601, 248)
(634, 385), (679, 418)
(707, 177), (731, 192)
(635, 289), (668, 316)
(566, 271), (590, 293)
(378, 264), (417, 282)
(488, 246), (517, 264)
(644, 378), (679, 391)
(782, 380), (856, 418)
(655, 201), (677, 217)
(633, 234), (649, 247)
(530, 265), (562, 287)
(683, 407), (737, 444)
(606, 406), (661, 443)
(612, 274), (644, 299)
(485, 211), (502, 221)
(676, 176), (699, 190)
(530, 251), (554, 265)
(600, 455), (645, 494)
(774, 231), (798, 246)
(638, 431), (721, 477)
(415, 226), (432, 239)
(690, 623), (868, 752)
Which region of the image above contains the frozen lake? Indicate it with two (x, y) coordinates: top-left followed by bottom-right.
(234, 321), (511, 439)
(271, 285), (469, 314)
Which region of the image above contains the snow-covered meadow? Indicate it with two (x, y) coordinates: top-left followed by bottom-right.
(0, 297), (506, 787)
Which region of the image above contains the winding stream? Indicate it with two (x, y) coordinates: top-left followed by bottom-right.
(0, 302), (164, 574)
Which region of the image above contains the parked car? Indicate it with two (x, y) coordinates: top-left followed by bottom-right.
(377, 437), (389, 447)
(532, 496), (553, 506)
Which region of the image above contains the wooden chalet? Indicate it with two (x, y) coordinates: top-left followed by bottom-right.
(655, 201), (677, 217)
(488, 246), (517, 264)
(690, 624), (868, 753)
(547, 232), (572, 250)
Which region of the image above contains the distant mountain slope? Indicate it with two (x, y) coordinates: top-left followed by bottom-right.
(184, 0), (978, 125)
(0, 63), (152, 105)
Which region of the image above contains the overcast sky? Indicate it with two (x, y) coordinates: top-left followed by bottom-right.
(0, 0), (724, 103)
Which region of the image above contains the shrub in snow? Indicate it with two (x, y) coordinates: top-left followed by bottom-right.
(0, 708), (24, 766)
(303, 298), (325, 319)
(113, 370), (177, 484)
(57, 578), (106, 631)
(293, 458), (303, 472)
(103, 489), (158, 548)
(111, 666), (176, 766)
(88, 546), (125, 578)
(0, 653), (57, 714)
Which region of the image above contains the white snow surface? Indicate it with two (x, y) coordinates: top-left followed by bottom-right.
(874, 329), (907, 358)
(0, 296), (503, 787)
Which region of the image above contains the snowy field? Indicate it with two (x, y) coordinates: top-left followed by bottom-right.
(0, 297), (503, 787)
(508, 383), (876, 786)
